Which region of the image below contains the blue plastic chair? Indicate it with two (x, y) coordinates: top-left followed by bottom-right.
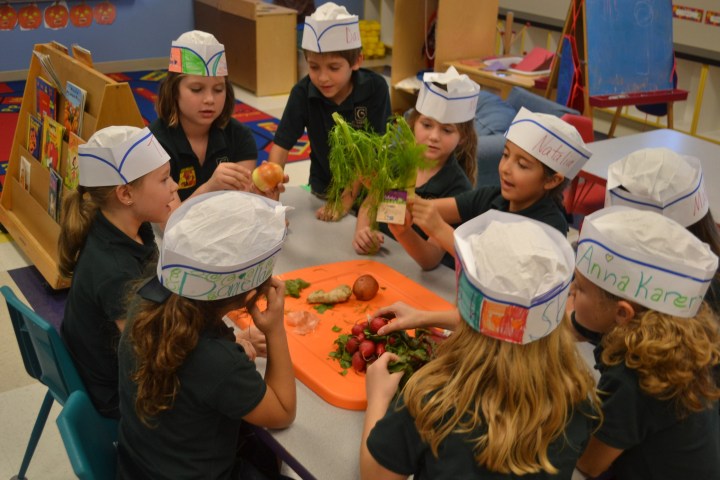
(1, 286), (86, 480)
(56, 390), (118, 480)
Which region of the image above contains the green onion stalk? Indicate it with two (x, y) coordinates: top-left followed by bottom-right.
(326, 112), (433, 228)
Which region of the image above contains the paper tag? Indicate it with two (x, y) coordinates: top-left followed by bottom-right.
(376, 190), (408, 225)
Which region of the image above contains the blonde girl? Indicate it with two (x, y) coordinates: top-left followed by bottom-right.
(59, 126), (177, 418)
(353, 68), (477, 269)
(362, 211), (599, 479)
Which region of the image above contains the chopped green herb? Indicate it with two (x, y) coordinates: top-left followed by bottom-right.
(313, 303), (333, 314)
(331, 325), (342, 332)
(285, 278), (311, 298)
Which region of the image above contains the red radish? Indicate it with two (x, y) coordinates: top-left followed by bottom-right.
(376, 341), (386, 356)
(345, 336), (360, 354)
(351, 323), (365, 337)
(368, 316), (388, 334)
(359, 340), (376, 359)
(351, 351), (366, 372)
(356, 332), (366, 342)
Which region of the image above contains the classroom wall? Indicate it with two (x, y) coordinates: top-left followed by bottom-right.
(0, 0), (194, 73)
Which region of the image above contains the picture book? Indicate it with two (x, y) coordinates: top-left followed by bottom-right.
(26, 113), (43, 159)
(65, 132), (84, 190)
(63, 81), (86, 137)
(36, 75), (58, 120)
(41, 116), (65, 170)
(19, 156), (32, 192)
(48, 168), (62, 221)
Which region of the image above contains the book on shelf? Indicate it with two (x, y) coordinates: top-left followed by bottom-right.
(33, 51), (65, 97)
(26, 113), (43, 159)
(36, 75), (58, 121)
(41, 116), (65, 171)
(65, 132), (84, 190)
(71, 44), (93, 68)
(19, 156), (32, 192)
(63, 80), (86, 138)
(48, 168), (62, 221)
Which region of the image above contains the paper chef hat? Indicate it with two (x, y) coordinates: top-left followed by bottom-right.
(454, 210), (575, 344)
(169, 30), (228, 76)
(302, 2), (361, 53)
(415, 67), (481, 124)
(158, 191), (288, 301)
(78, 126), (170, 187)
(505, 107), (592, 179)
(576, 206), (718, 318)
(605, 148), (709, 227)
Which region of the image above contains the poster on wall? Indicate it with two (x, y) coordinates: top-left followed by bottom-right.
(1, 1), (116, 31)
(70, 2), (93, 27)
(44, 1), (69, 30)
(18, 3), (42, 30)
(0, 4), (18, 31)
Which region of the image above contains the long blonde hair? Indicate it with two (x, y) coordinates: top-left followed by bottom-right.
(402, 317), (599, 475)
(601, 302), (720, 416)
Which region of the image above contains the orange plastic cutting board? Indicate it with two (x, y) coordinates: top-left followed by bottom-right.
(277, 260), (454, 411)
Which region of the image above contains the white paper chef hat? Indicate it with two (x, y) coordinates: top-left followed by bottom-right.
(454, 210), (575, 344)
(505, 107), (591, 179)
(576, 206), (718, 318)
(415, 67), (481, 124)
(78, 126), (169, 187)
(158, 191), (288, 301)
(605, 148), (709, 227)
(169, 30), (228, 76)
(302, 2), (361, 53)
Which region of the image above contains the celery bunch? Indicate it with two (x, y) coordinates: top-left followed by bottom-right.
(326, 112), (433, 223)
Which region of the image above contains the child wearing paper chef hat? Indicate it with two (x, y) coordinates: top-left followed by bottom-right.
(571, 206), (720, 480)
(151, 30), (261, 203)
(361, 210), (599, 478)
(404, 106), (591, 272)
(353, 67), (478, 269)
(58, 125), (177, 418)
(605, 147), (720, 313)
(117, 190), (296, 479)
(268, 2), (391, 220)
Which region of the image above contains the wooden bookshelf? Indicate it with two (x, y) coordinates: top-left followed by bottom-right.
(0, 43), (143, 289)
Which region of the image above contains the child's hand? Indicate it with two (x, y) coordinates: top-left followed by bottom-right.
(373, 302), (423, 335)
(315, 203), (347, 221)
(353, 227), (384, 255)
(366, 352), (403, 406)
(387, 209), (414, 238)
(249, 172), (289, 201)
(235, 335), (257, 361)
(411, 197), (446, 236)
(247, 277), (286, 336)
(207, 162), (253, 192)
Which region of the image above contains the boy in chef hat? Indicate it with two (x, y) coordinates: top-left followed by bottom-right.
(571, 206), (720, 479)
(361, 210), (599, 477)
(268, 2), (391, 220)
(59, 125), (177, 418)
(604, 147), (719, 312)
(353, 67), (479, 269)
(117, 190), (296, 478)
(152, 30), (259, 203)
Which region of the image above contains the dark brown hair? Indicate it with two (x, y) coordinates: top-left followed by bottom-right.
(303, 47), (362, 67)
(155, 72), (236, 129)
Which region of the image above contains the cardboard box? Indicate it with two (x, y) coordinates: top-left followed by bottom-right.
(194, 0), (298, 96)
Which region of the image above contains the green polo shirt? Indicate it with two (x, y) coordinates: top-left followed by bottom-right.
(367, 396), (593, 479)
(455, 186), (569, 234)
(592, 345), (720, 479)
(61, 212), (156, 418)
(150, 118), (257, 201)
(273, 68), (391, 195)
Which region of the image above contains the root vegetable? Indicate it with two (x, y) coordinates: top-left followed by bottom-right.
(252, 162), (284, 192)
(306, 285), (352, 304)
(352, 274), (379, 301)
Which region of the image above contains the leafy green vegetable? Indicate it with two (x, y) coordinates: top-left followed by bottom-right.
(285, 278), (311, 298)
(312, 303), (334, 314)
(331, 325), (342, 332)
(326, 113), (434, 226)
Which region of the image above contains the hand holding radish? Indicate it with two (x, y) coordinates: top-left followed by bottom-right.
(365, 352), (403, 405)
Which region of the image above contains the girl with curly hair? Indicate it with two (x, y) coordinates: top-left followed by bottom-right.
(571, 206), (720, 479)
(361, 211), (600, 479)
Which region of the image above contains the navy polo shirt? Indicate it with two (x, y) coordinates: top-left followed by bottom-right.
(150, 118), (257, 201)
(273, 68), (391, 195)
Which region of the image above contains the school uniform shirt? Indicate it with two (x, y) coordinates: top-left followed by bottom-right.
(591, 345), (720, 479)
(272, 68), (391, 196)
(455, 186), (569, 234)
(379, 154), (472, 268)
(367, 397), (593, 479)
(117, 324), (267, 480)
(61, 212), (156, 419)
(150, 118), (257, 202)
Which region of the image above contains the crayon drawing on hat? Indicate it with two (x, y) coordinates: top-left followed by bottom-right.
(302, 2), (361, 53)
(168, 30), (228, 76)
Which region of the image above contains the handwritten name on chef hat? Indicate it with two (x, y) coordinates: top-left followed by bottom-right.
(158, 191), (288, 301)
(576, 206), (718, 318)
(169, 30), (228, 76)
(454, 210), (575, 344)
(415, 66), (481, 124)
(302, 2), (361, 53)
(605, 147), (709, 227)
(78, 126), (169, 187)
(505, 107), (591, 179)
